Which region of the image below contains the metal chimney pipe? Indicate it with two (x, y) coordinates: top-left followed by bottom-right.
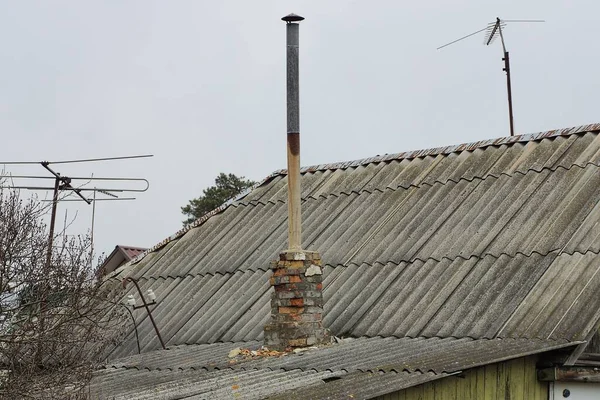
(282, 13), (304, 251)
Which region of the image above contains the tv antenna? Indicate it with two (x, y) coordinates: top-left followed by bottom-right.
(437, 18), (545, 137)
(0, 154), (153, 271)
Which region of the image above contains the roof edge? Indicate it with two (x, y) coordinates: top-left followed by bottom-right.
(269, 122), (600, 176)
(123, 176), (275, 269)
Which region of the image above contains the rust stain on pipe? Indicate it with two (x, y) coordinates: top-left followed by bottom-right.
(288, 133), (300, 156)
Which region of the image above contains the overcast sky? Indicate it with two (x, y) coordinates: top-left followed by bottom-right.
(1, 1), (598, 260)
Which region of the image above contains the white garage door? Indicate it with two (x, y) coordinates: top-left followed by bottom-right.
(552, 382), (600, 400)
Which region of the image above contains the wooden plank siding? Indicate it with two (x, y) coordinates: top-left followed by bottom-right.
(375, 356), (547, 400)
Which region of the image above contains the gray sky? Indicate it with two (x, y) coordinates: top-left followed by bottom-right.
(1, 1), (598, 259)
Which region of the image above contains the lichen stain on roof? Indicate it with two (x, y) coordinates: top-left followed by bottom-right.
(92, 337), (579, 399)
(101, 123), (600, 399)
(122, 122), (600, 268)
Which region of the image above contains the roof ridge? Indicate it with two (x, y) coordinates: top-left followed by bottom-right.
(271, 123), (600, 176)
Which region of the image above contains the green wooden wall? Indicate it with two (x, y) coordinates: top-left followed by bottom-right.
(375, 356), (547, 400)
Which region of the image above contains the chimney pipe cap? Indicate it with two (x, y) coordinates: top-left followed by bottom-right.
(282, 13), (305, 23)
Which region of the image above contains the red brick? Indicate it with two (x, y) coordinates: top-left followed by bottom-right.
(273, 268), (288, 277)
(316, 283), (323, 290)
(290, 298), (304, 307)
(289, 276), (302, 283)
(289, 313), (302, 321)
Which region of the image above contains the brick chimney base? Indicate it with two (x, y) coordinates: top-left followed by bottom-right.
(263, 251), (329, 350)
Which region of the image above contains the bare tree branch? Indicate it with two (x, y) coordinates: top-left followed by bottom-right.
(0, 175), (128, 398)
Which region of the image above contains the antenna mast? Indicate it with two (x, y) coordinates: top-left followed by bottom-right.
(486, 18), (514, 136)
(438, 18), (545, 137)
(1, 154), (152, 364)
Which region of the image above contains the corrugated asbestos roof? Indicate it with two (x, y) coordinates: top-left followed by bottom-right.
(92, 337), (577, 399)
(99, 124), (600, 398)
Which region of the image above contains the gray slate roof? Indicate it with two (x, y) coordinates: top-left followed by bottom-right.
(100, 123), (600, 398)
(92, 337), (577, 399)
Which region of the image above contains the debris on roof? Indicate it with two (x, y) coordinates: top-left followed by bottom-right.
(227, 346), (289, 362)
(92, 337), (579, 399)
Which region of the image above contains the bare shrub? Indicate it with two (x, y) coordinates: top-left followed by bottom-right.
(0, 178), (126, 398)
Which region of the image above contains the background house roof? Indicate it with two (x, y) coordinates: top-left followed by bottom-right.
(101, 123), (600, 397)
(98, 245), (147, 276)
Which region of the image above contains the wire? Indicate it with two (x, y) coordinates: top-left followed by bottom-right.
(437, 19), (544, 50)
(502, 19), (545, 22)
(0, 154), (153, 165)
(41, 198), (136, 202)
(0, 161), (40, 165)
(48, 154), (153, 165)
(6, 175), (147, 181)
(437, 26), (488, 50)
